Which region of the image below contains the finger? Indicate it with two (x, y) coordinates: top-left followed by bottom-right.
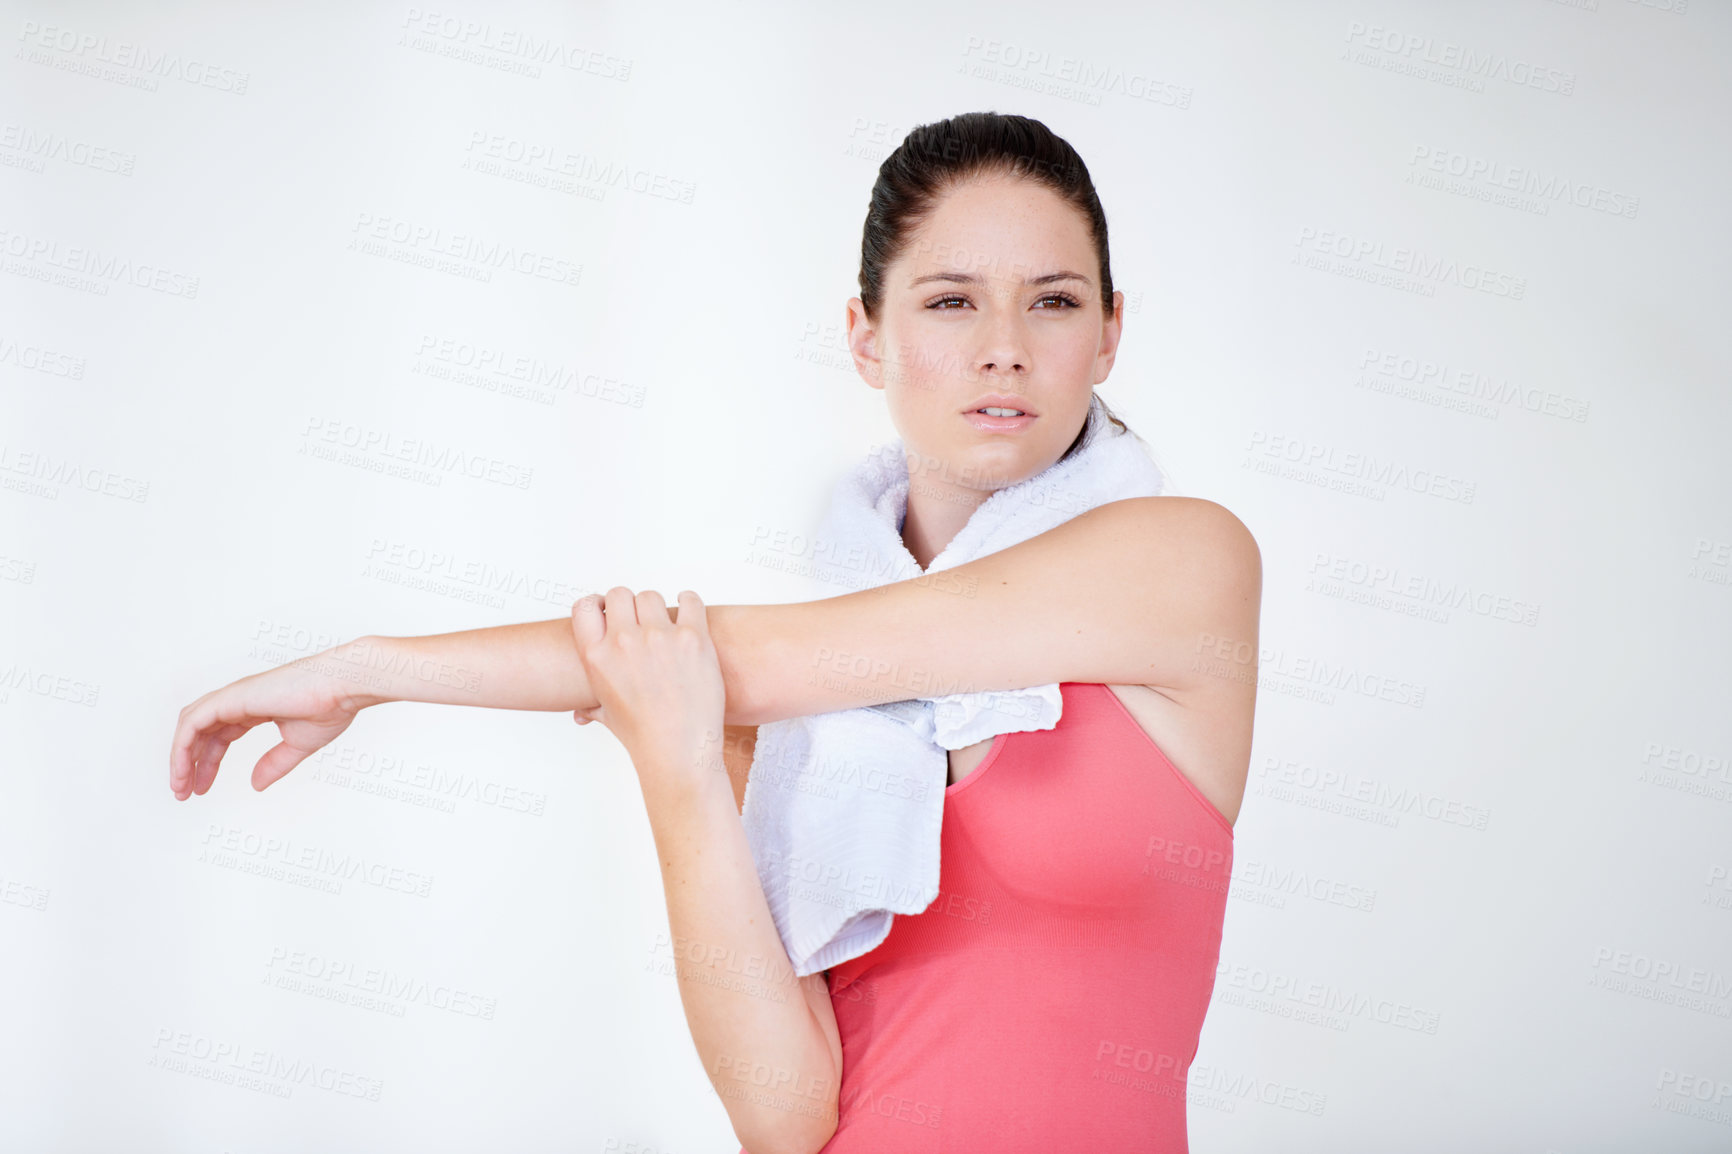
(571, 596), (607, 725)
(252, 741), (311, 792)
(571, 593), (606, 653)
(187, 732), (222, 797)
(170, 702), (200, 796)
(174, 700), (261, 799)
(602, 585), (638, 630)
(635, 589), (670, 630)
(176, 694), (266, 787)
(192, 725), (245, 796)
(676, 590), (708, 635)
(176, 725), (209, 798)
(171, 697), (216, 797)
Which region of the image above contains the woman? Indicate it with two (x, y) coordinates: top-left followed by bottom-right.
(169, 112), (1260, 1153)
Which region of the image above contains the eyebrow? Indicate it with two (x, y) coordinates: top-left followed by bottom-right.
(908, 270), (1093, 288)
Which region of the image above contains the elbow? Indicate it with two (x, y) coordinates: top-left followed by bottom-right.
(736, 1098), (838, 1154)
(797, 1111), (839, 1154)
(738, 1122), (835, 1154)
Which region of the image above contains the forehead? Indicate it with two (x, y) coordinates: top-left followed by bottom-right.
(897, 174), (1093, 282)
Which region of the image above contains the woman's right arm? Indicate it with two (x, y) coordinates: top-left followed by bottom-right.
(169, 619), (597, 799)
(333, 619), (598, 712)
(173, 495), (1255, 798)
(169, 611), (767, 798)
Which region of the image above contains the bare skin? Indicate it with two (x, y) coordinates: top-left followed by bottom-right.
(166, 170), (1261, 1154)
(570, 588), (842, 1153)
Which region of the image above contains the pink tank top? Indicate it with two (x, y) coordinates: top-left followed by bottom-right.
(794, 681), (1235, 1153)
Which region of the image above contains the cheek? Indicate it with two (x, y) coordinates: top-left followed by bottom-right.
(899, 325), (972, 382)
(1036, 325), (1098, 368)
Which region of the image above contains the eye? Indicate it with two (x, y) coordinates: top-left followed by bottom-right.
(1034, 293), (1081, 309)
(926, 295), (970, 310)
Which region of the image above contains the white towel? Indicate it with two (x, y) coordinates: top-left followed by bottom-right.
(739, 393), (1168, 976)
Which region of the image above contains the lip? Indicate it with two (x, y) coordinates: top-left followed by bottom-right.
(962, 394), (1038, 418)
(962, 410), (1037, 433)
(962, 394), (1037, 433)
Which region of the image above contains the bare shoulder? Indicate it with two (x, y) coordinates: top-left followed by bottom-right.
(1096, 495), (1262, 645)
(1105, 496), (1261, 573)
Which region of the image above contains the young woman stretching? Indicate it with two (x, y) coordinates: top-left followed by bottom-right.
(168, 112), (1261, 1154)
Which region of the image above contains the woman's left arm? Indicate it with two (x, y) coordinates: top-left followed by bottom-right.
(708, 495), (1260, 727)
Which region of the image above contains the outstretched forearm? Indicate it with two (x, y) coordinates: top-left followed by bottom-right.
(331, 618), (597, 712)
(332, 607), (768, 722)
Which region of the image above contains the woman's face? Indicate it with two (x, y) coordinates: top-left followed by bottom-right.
(847, 171), (1124, 494)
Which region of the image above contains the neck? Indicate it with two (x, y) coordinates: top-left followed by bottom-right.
(900, 468), (991, 570)
(899, 405), (1097, 568)
(900, 481), (983, 564)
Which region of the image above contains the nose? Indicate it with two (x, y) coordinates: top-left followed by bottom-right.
(974, 309), (1030, 383)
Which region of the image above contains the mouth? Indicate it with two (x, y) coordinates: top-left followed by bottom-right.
(962, 405), (1037, 433)
(962, 394), (1038, 418)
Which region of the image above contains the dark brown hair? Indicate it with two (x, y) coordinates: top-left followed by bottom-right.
(857, 111), (1133, 462)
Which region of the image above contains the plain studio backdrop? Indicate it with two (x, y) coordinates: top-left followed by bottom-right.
(2, 1), (1729, 1150)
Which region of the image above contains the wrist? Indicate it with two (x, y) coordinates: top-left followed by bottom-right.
(634, 734), (731, 800)
(320, 635), (392, 711)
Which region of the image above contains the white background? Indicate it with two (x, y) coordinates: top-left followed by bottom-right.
(2, 1), (1729, 1151)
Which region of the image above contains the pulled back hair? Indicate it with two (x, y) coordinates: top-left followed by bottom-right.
(857, 111), (1136, 463)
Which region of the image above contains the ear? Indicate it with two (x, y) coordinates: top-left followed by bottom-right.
(1092, 290), (1125, 385)
(845, 297), (885, 390)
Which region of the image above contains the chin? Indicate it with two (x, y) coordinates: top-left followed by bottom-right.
(962, 444), (1053, 488)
